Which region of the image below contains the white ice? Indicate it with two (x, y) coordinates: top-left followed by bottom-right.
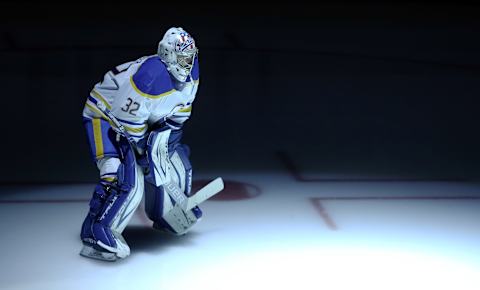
(0, 172), (479, 290)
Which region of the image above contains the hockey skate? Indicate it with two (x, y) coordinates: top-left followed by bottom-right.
(80, 229), (131, 262)
(80, 243), (118, 262)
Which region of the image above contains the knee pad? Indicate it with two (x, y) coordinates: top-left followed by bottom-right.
(97, 157), (121, 182)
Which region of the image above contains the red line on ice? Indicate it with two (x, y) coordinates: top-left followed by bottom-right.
(309, 198), (338, 231)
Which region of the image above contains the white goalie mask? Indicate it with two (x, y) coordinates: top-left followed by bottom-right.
(158, 27), (198, 82)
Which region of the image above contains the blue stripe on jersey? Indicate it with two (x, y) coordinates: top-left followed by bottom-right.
(186, 57), (200, 82)
(101, 172), (118, 177)
(88, 95), (98, 106)
(132, 56), (174, 96)
(166, 119), (183, 129)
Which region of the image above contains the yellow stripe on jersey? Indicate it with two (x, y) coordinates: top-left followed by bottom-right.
(85, 102), (147, 137)
(129, 76), (175, 99)
(92, 119), (104, 158)
(85, 101), (115, 133)
(125, 124), (147, 133)
(101, 176), (116, 182)
(85, 102), (109, 121)
(90, 90), (111, 110)
(178, 106), (192, 113)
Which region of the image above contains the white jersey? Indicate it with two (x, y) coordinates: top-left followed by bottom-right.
(83, 55), (199, 143)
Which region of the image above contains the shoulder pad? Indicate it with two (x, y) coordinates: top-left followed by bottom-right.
(131, 57), (175, 98)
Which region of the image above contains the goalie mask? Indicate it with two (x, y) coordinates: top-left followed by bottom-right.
(158, 27), (198, 82)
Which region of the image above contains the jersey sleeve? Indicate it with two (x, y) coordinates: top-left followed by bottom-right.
(165, 105), (193, 130)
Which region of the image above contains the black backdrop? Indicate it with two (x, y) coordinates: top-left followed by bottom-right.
(1, 2), (479, 183)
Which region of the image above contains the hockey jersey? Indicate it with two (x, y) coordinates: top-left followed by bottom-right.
(83, 55), (199, 143)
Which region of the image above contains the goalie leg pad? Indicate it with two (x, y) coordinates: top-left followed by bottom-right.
(169, 145), (192, 196)
(80, 181), (113, 244)
(145, 173), (200, 235)
(171, 144), (202, 219)
(80, 140), (144, 260)
(144, 129), (201, 234)
(172, 144), (202, 219)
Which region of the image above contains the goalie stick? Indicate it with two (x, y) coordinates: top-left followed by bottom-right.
(183, 177), (224, 211)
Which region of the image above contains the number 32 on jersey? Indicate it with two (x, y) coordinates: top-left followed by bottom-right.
(121, 97), (140, 116)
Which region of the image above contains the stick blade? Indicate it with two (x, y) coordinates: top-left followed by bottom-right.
(184, 177), (224, 211)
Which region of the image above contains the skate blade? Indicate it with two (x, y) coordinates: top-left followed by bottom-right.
(80, 244), (117, 262)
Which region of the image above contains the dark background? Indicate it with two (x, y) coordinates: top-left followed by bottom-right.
(1, 2), (479, 183)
